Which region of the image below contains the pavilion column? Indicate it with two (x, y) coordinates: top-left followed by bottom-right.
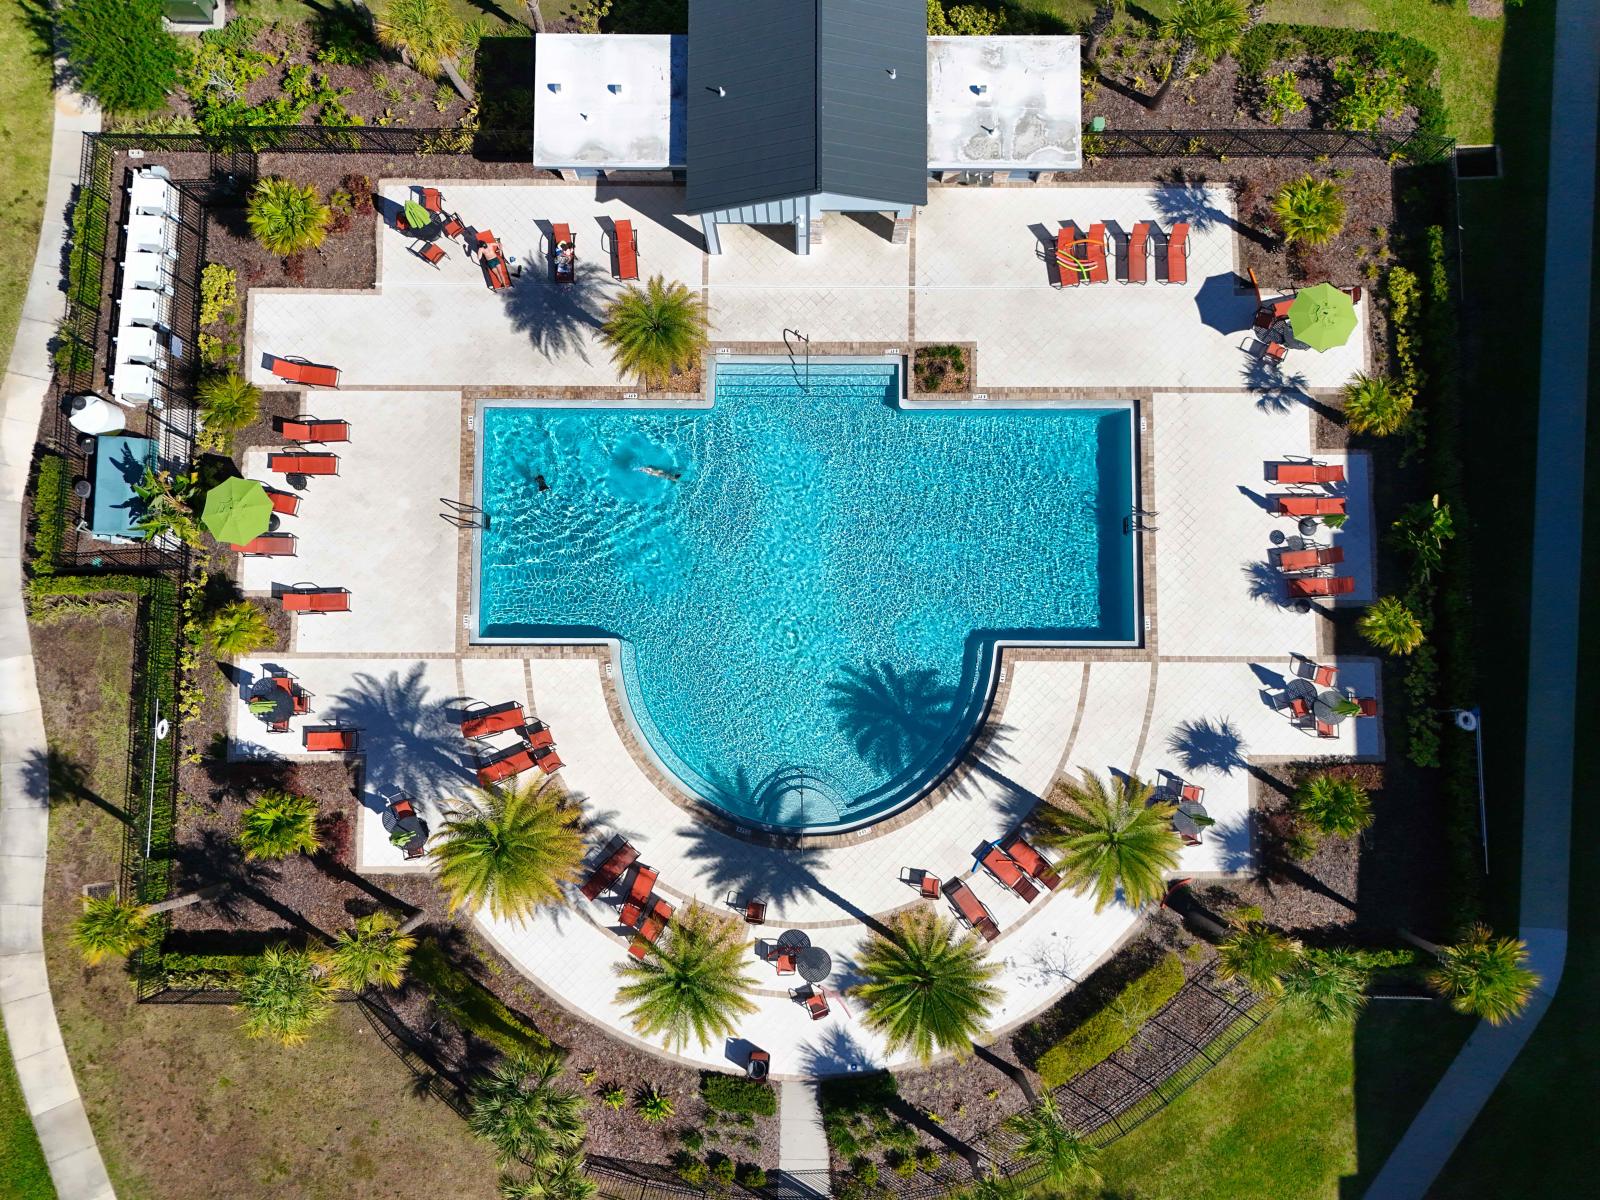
(891, 212), (911, 244)
(557, 168), (582, 182)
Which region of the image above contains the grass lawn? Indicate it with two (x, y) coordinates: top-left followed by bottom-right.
(1077, 1005), (1470, 1199)
(33, 607), (500, 1200)
(0, 0), (57, 380)
(1264, 0), (1505, 143)
(0, 1011), (56, 1200)
(235, 0), (531, 32)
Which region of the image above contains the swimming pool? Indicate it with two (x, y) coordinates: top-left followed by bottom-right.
(476, 360), (1137, 831)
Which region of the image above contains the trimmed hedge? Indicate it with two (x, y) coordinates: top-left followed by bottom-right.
(1237, 24), (1449, 146)
(29, 455), (69, 575)
(409, 942), (548, 1057)
(701, 1072), (777, 1116)
(1036, 952), (1185, 1089)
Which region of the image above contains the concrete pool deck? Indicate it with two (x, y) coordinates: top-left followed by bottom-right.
(230, 179), (1381, 1075)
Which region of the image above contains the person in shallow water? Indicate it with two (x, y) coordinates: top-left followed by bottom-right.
(637, 466), (681, 481)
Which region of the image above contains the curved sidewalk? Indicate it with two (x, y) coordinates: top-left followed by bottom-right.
(1365, 3), (1598, 1195)
(0, 83), (114, 1200)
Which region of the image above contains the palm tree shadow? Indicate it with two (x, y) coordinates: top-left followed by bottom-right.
(1241, 354), (1317, 413)
(1151, 172), (1274, 248)
(825, 660), (960, 777)
(499, 267), (613, 361)
(798, 1024), (880, 1075)
(1165, 717), (1249, 775)
(25, 747), (130, 825)
(1241, 559), (1288, 606)
(319, 665), (472, 808)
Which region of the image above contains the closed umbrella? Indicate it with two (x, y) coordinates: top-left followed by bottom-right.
(1285, 283), (1357, 352)
(402, 199), (431, 231)
(202, 477), (272, 546)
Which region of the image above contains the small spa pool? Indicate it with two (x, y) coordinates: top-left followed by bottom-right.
(476, 360), (1138, 832)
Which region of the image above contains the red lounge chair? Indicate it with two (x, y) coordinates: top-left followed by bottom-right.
(1254, 298), (1295, 330)
(627, 939), (650, 960)
(1271, 462), (1346, 485)
(1167, 222), (1189, 284)
(920, 873), (940, 898)
(461, 701), (525, 740)
(281, 588), (351, 613)
(744, 899), (767, 924)
(1085, 223), (1109, 283)
(580, 839), (639, 900)
(268, 356), (340, 388)
(1274, 494), (1345, 517)
(1315, 720), (1338, 738)
(1277, 545), (1345, 573)
(619, 866), (659, 928)
(551, 223), (576, 284)
(282, 419), (350, 444)
(235, 533), (296, 556)
(420, 187), (443, 214)
(535, 747), (564, 774)
(802, 989), (830, 1020)
(524, 723), (556, 752)
(477, 745), (536, 786)
(943, 879), (1000, 942)
(613, 219), (639, 281)
(637, 897), (674, 945)
(477, 230), (512, 291)
(773, 952), (796, 976)
(1126, 222), (1149, 284)
(1054, 224), (1082, 287)
(1000, 835), (1060, 889)
(1180, 783), (1206, 804)
(1312, 663), (1338, 687)
(265, 488), (300, 516)
(981, 844), (1040, 902)
(304, 727), (357, 752)
(1265, 342), (1288, 361)
(1288, 576), (1356, 599)
(418, 242), (445, 268)
(442, 215), (465, 239)
(1358, 697), (1379, 717)
(1289, 697), (1310, 718)
(268, 452), (339, 476)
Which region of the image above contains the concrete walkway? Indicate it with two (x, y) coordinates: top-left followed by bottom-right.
(0, 79), (115, 1200)
(777, 1080), (832, 1196)
(1365, 4), (1598, 1196)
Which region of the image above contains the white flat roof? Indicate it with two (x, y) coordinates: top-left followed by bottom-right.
(927, 36), (1082, 171)
(532, 34), (685, 171)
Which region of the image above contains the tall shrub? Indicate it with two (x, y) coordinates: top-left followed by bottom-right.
(59, 0), (182, 112)
(247, 178), (332, 256)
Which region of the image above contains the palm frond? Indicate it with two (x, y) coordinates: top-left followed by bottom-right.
(432, 781), (585, 919)
(853, 907), (1001, 1063)
(613, 904), (757, 1051)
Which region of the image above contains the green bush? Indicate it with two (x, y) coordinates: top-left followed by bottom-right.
(60, 0), (183, 112)
(197, 372), (262, 432)
(1036, 953), (1185, 1088)
(674, 1155), (709, 1186)
(315, 2), (381, 66)
(701, 1073), (777, 1116)
(199, 263), (239, 327)
(247, 178), (331, 256)
(410, 942), (548, 1057)
(30, 455), (69, 576)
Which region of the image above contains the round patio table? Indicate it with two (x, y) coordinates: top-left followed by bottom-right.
(797, 947), (833, 984)
(1314, 689), (1350, 725)
(247, 677), (293, 725)
(777, 929), (811, 954)
(1286, 678), (1318, 704)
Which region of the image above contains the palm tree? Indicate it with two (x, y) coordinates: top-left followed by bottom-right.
(499, 1155), (597, 1200)
(1002, 1094), (1101, 1187)
(236, 943), (335, 1044)
(1153, 0), (1248, 108)
(196, 371), (261, 431)
(210, 600), (274, 656)
(71, 894), (152, 964)
(613, 904), (757, 1052)
(601, 275), (709, 389)
(853, 907), (1002, 1063)
(325, 912), (416, 991)
(1292, 773), (1373, 839)
(1282, 948), (1369, 1025)
(374, 0), (467, 86)
(1270, 174), (1346, 247)
(1216, 917), (1301, 996)
(432, 780), (585, 920)
(468, 1051), (587, 1167)
(1033, 771), (1182, 911)
(1426, 924), (1539, 1025)
(1343, 373), (1413, 436)
(238, 789), (321, 861)
(1359, 595), (1425, 656)
(247, 177), (331, 256)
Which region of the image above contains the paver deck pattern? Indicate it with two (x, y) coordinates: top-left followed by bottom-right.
(229, 177), (1382, 1076)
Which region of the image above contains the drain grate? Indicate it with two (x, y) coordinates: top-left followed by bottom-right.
(1456, 145), (1502, 181)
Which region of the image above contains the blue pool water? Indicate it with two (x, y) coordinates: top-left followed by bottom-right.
(477, 362), (1135, 830)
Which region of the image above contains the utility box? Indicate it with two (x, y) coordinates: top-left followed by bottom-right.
(164, 0), (218, 25)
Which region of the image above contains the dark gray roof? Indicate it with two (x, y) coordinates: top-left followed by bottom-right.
(685, 0), (928, 214)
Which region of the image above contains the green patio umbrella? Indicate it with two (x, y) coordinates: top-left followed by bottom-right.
(202, 477), (272, 546)
(1286, 283), (1357, 352)
(402, 199), (431, 231)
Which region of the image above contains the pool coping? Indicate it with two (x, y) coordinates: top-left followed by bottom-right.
(463, 356), (1145, 841)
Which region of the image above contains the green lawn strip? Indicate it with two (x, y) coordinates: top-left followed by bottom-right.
(234, 0), (524, 33)
(1036, 952), (1184, 1088)
(409, 941), (549, 1059)
(1086, 1004), (1469, 1199)
(1265, 0), (1504, 143)
(0, 1011), (57, 1200)
(0, 0), (56, 382)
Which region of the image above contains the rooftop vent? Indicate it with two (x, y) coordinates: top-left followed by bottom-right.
(608, 83), (623, 94)
(887, 67), (897, 79)
(971, 84), (987, 95)
(548, 82), (561, 93)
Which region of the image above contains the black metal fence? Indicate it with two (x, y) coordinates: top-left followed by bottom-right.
(1090, 127), (1454, 164)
